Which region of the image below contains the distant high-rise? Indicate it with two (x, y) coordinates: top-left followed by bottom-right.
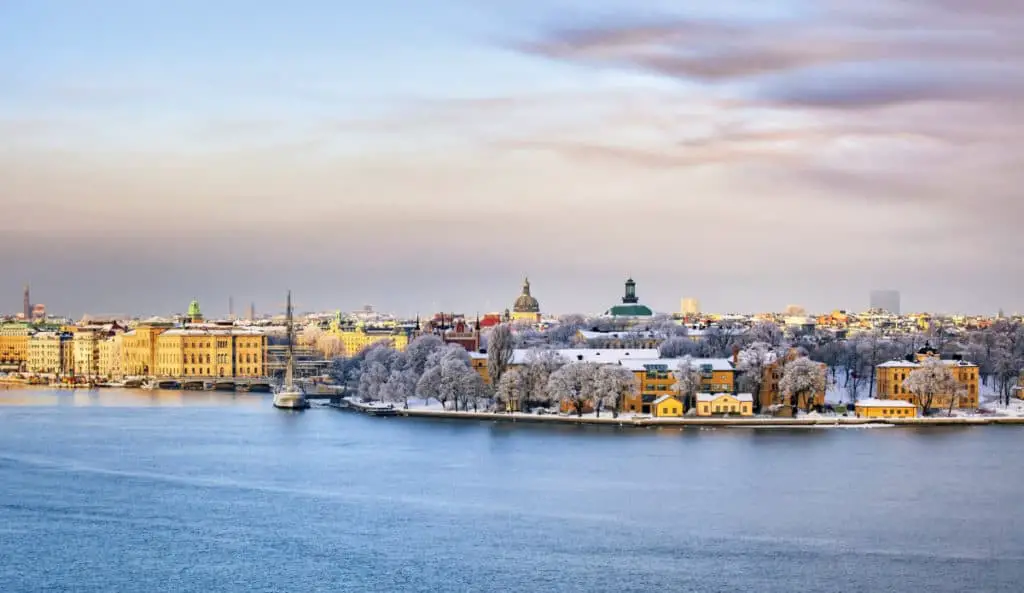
(870, 290), (901, 314)
(228, 296), (235, 320)
(680, 297), (700, 316)
(23, 285), (30, 320)
(248, 302), (256, 321)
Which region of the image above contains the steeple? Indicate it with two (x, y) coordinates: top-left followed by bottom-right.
(622, 277), (638, 304)
(522, 276), (531, 296)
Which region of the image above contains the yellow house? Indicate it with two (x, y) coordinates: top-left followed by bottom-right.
(0, 323), (32, 369)
(652, 395), (684, 417)
(155, 328), (268, 379)
(854, 399), (917, 418)
(696, 393), (754, 416)
(876, 359), (978, 409)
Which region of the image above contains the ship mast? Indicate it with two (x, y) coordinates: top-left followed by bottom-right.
(285, 290), (294, 389)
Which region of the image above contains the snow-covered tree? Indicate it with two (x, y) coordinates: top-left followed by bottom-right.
(595, 364), (636, 418)
(989, 320), (1024, 406)
(749, 321), (785, 348)
(456, 367), (486, 412)
(358, 360), (390, 401)
(316, 333), (345, 359)
(299, 322), (324, 347)
(521, 348), (566, 407)
(405, 334), (444, 377)
(547, 362), (600, 417)
(659, 336), (698, 358)
(779, 356), (826, 414)
(415, 365), (442, 407)
(672, 356), (702, 412)
(736, 342), (775, 409)
(903, 356), (963, 415)
(494, 367), (528, 412)
(487, 323), (515, 388)
(547, 314), (587, 347)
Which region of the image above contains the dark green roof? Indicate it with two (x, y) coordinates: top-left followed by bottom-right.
(605, 304), (654, 317)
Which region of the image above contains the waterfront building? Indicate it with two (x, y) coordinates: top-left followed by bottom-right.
(154, 328), (268, 378)
(0, 322), (32, 370)
(876, 358), (979, 409)
(618, 357), (737, 414)
(510, 277), (542, 323)
(98, 334), (124, 379)
(754, 350), (827, 412)
(121, 322), (172, 376)
(72, 329), (103, 379)
(651, 395), (684, 417)
(603, 278), (655, 318)
(27, 332), (73, 375)
(854, 399), (917, 418)
(695, 393), (754, 416)
(329, 314), (410, 354)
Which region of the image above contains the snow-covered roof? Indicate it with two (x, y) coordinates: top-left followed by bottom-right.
(855, 398), (916, 408)
(162, 328), (265, 337)
(696, 392), (752, 402)
(653, 394), (679, 405)
(578, 329), (661, 340)
(619, 357), (734, 372)
(878, 359), (978, 368)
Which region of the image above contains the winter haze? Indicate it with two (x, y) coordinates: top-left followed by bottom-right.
(1, 0), (1021, 317)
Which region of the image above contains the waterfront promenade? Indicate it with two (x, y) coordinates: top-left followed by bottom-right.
(338, 399), (1024, 428)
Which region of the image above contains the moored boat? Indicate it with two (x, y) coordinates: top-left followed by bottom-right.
(272, 290), (309, 411)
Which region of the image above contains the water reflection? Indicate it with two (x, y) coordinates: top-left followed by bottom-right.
(0, 387), (265, 407)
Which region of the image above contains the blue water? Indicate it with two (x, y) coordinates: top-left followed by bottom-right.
(1, 389), (1023, 592)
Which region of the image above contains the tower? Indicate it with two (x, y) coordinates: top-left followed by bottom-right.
(229, 296), (235, 320)
(248, 302), (255, 321)
(23, 285), (30, 320)
(622, 277), (638, 304)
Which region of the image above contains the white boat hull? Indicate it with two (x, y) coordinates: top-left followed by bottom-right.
(273, 390), (309, 410)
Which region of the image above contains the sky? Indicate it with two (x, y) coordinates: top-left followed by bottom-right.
(1, 0), (1022, 318)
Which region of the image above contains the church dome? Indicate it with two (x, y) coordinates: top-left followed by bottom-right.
(512, 277), (540, 313)
(187, 299), (202, 318)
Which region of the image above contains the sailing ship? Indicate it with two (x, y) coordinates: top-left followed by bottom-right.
(272, 290), (309, 410)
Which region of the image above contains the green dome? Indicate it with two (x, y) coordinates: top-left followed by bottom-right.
(187, 299), (202, 318)
(605, 304), (654, 317)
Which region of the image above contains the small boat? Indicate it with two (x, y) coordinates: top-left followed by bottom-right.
(123, 378), (144, 388)
(272, 290), (309, 411)
(98, 381), (126, 388)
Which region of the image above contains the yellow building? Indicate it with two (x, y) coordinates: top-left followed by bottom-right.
(756, 350), (827, 411)
(696, 393), (754, 416)
(72, 329), (102, 379)
(620, 358), (736, 414)
(331, 319), (410, 355)
(510, 277), (541, 323)
(154, 328), (268, 378)
(0, 323), (32, 370)
(27, 332), (73, 375)
(854, 399), (917, 418)
(121, 323), (171, 377)
(876, 359), (978, 409)
(98, 334), (124, 380)
(652, 395), (684, 417)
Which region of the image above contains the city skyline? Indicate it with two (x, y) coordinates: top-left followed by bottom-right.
(2, 1), (1022, 316)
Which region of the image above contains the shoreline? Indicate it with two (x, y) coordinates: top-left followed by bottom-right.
(387, 408), (1024, 428)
